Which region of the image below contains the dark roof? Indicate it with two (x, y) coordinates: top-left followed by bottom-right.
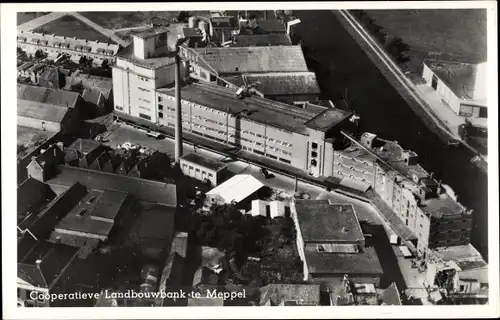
(47, 165), (177, 206)
(255, 19), (287, 33)
(259, 284), (320, 306)
(32, 144), (65, 170)
(54, 189), (128, 236)
(18, 100), (70, 124)
(38, 67), (60, 88)
(294, 200), (365, 242)
(193, 266), (222, 287)
(132, 203), (175, 248)
(64, 74), (113, 100)
(18, 240), (79, 288)
(304, 107), (353, 132)
(157, 82), (325, 135)
(68, 138), (102, 155)
(17, 84), (81, 108)
(17, 178), (56, 223)
(382, 283), (402, 305)
(180, 153), (227, 172)
(191, 45), (308, 74)
(231, 34), (292, 47)
(82, 89), (104, 106)
(304, 246), (383, 276)
(243, 72), (320, 95)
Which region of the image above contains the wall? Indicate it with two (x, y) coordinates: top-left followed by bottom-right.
(180, 159), (218, 187)
(333, 152), (375, 185)
(473, 62), (487, 100)
(17, 116), (61, 132)
(422, 64), (461, 114)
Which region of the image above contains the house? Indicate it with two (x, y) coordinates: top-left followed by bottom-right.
(49, 189), (132, 257)
(205, 174), (265, 210)
(180, 152), (228, 187)
(291, 199), (383, 285)
(64, 138), (105, 168)
(27, 144), (65, 182)
(17, 182), (88, 242)
(17, 240), (79, 307)
(422, 60), (487, 120)
(259, 284), (321, 306)
(17, 178), (56, 224)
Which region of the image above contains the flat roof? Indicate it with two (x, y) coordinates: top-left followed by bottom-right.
(231, 34), (292, 47)
(115, 43), (176, 69)
(191, 45), (308, 74)
(304, 108), (353, 132)
(206, 174), (264, 204)
(132, 27), (170, 39)
(304, 246), (383, 275)
(421, 193), (466, 218)
(47, 165), (177, 206)
(156, 82), (323, 135)
(180, 153), (227, 172)
(256, 19), (287, 33)
(54, 189), (128, 236)
(294, 200), (364, 243)
(243, 72), (320, 96)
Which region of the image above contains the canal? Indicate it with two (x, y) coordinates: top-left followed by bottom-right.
(292, 10), (489, 260)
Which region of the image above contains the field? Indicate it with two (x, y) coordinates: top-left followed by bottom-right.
(79, 11), (211, 30)
(17, 12), (48, 26)
(33, 15), (115, 43)
(363, 9), (487, 74)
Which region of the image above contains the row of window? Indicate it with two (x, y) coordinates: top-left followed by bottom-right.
(139, 77), (149, 82)
(139, 98), (151, 104)
(138, 105), (150, 111)
(182, 164), (214, 177)
(18, 41), (114, 56)
(336, 170), (368, 183)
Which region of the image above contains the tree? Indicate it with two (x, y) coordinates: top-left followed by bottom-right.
(34, 49), (44, 59)
(177, 11), (190, 23)
(79, 55), (87, 65)
(101, 59), (109, 69)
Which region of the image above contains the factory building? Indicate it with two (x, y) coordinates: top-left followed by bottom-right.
(334, 132), (473, 258)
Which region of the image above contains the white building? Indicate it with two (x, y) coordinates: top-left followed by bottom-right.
(206, 174), (264, 206)
(422, 60), (487, 120)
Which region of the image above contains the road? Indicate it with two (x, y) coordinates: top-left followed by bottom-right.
(69, 12), (128, 47)
(293, 10), (488, 261)
(17, 12), (66, 32)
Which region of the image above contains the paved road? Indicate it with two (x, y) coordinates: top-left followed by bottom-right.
(17, 12), (66, 32)
(293, 10), (488, 260)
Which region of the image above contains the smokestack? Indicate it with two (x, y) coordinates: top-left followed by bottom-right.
(174, 51), (183, 163)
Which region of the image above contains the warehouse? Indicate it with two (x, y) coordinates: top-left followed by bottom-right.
(17, 100), (78, 133)
(179, 153), (228, 187)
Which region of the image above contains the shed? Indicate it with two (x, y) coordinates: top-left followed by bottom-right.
(206, 174), (264, 206)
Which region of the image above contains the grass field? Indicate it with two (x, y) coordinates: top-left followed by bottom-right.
(33, 15), (116, 44)
(363, 9), (487, 74)
(17, 12), (48, 26)
(79, 11), (211, 30)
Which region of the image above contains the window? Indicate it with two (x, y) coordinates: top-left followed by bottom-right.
(311, 142), (318, 149)
(139, 113), (151, 120)
(183, 164), (187, 168)
(256, 133), (262, 138)
(208, 173), (213, 177)
(201, 170), (206, 175)
(210, 74), (216, 82)
(189, 166), (194, 170)
(317, 244), (325, 252)
(158, 112), (163, 118)
(138, 87), (150, 92)
(158, 104), (164, 110)
(420, 224), (423, 228)
(195, 168), (200, 172)
(76, 209), (87, 217)
(311, 151), (318, 158)
(115, 106), (123, 111)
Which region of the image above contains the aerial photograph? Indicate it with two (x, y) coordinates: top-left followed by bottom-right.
(12, 5), (492, 311)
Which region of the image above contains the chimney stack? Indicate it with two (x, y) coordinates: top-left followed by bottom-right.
(35, 259), (42, 268)
(174, 46), (183, 163)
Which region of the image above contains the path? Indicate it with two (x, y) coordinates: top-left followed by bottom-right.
(17, 12), (66, 32)
(68, 12), (128, 47)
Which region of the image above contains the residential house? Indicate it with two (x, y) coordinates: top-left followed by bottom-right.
(27, 144), (65, 182)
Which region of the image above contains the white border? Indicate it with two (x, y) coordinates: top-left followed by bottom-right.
(2, 2), (498, 319)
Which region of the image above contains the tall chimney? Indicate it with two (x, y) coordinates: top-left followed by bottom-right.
(174, 50), (183, 163)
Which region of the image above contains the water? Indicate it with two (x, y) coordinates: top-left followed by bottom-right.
(293, 10), (488, 260)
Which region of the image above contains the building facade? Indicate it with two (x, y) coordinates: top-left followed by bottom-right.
(17, 31), (119, 66)
(179, 153), (227, 187)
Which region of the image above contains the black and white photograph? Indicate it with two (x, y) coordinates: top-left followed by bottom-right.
(1, 1), (498, 319)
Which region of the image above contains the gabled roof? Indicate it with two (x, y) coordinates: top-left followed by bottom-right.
(17, 84), (81, 109)
(230, 34), (292, 47)
(206, 174), (264, 204)
(18, 100), (70, 124)
(191, 45), (308, 74)
(31, 144), (64, 170)
(68, 138), (103, 156)
(17, 178), (56, 223)
(18, 240), (79, 289)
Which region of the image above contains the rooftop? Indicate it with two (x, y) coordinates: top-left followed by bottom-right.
(17, 100), (69, 124)
(421, 193), (466, 218)
(304, 246), (383, 275)
(424, 59), (479, 100)
(206, 174), (264, 204)
(255, 19), (287, 33)
(132, 27), (170, 39)
(54, 189), (129, 236)
(259, 284), (320, 306)
(180, 153), (227, 172)
(17, 31), (120, 55)
(17, 178), (56, 223)
(304, 108), (353, 132)
(191, 45), (308, 74)
(243, 72), (320, 96)
(68, 138), (103, 155)
(47, 165), (177, 206)
(17, 84), (81, 109)
(157, 82), (324, 135)
(381, 283), (402, 305)
(293, 200), (365, 243)
(18, 240), (79, 288)
(230, 33), (292, 47)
